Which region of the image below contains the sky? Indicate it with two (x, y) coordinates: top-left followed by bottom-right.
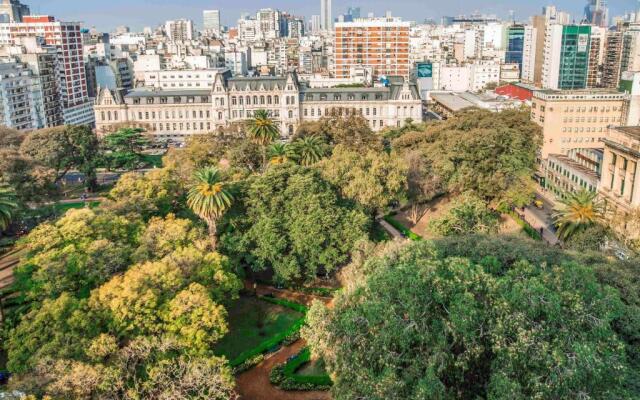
(26, 0), (640, 32)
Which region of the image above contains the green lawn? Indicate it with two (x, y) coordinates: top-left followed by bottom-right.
(142, 154), (164, 168)
(297, 358), (328, 377)
(53, 201), (101, 213)
(215, 296), (304, 361)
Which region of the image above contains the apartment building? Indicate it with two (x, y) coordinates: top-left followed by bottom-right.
(334, 18), (410, 79)
(0, 61), (42, 129)
(165, 19), (194, 43)
(1, 15), (92, 125)
(94, 71), (422, 140)
(531, 89), (629, 158)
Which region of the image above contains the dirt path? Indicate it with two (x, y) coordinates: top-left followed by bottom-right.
(235, 282), (332, 400)
(236, 339), (330, 400)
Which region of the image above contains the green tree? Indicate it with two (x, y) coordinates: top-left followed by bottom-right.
(553, 189), (605, 241)
(295, 114), (382, 151)
(187, 167), (233, 249)
(290, 135), (326, 166)
(20, 126), (101, 190)
(429, 195), (500, 236)
(319, 145), (408, 213)
(0, 182), (18, 232)
(303, 240), (633, 399)
(221, 164), (370, 285)
(393, 109), (542, 208)
(103, 127), (150, 170)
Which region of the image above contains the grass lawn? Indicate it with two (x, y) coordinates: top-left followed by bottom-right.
(53, 201), (101, 213)
(215, 296), (304, 361)
(297, 359), (328, 377)
(142, 154), (164, 168)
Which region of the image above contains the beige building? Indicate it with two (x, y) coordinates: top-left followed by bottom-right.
(531, 89), (629, 158)
(95, 71), (422, 140)
(600, 126), (640, 213)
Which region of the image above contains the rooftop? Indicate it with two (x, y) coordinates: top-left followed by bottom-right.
(124, 88), (210, 98)
(613, 126), (640, 142)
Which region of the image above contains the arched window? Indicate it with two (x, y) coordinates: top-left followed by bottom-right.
(218, 112), (223, 120)
(260, 96), (265, 105)
(239, 96), (244, 105)
(107, 111), (112, 121)
(274, 95), (279, 104)
(101, 112), (105, 121)
(288, 110), (293, 118)
(231, 96), (237, 105)
(288, 125), (294, 135)
(267, 95), (272, 104)
(246, 96), (251, 105)
(253, 96), (258, 104)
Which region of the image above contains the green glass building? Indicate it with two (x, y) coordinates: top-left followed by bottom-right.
(558, 25), (591, 89)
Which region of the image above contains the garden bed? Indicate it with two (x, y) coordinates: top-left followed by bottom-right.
(214, 296), (307, 372)
(270, 347), (332, 391)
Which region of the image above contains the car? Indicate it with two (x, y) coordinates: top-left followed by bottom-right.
(534, 199), (544, 209)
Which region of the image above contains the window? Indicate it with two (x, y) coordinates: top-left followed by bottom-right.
(288, 110), (293, 118)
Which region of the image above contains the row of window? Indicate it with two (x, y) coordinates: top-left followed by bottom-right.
(562, 116), (621, 123)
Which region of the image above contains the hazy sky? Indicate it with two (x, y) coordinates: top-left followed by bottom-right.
(26, 0), (640, 31)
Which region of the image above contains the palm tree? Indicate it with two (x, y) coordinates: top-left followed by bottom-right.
(268, 143), (291, 165)
(291, 135), (326, 166)
(552, 190), (605, 241)
(247, 110), (280, 168)
(0, 183), (17, 233)
(187, 167), (233, 249)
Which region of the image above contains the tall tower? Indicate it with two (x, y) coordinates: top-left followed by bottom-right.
(320, 0), (332, 31)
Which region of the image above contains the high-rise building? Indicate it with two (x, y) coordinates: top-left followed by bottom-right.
(310, 15), (321, 34)
(0, 61), (43, 129)
(584, 0), (609, 28)
(203, 10), (221, 35)
(521, 25), (538, 83)
(320, 0), (332, 31)
(543, 25), (592, 90)
(165, 19), (194, 42)
(3, 15), (92, 125)
(334, 17), (410, 79)
(505, 24), (525, 78)
(602, 30), (624, 88)
(347, 7), (361, 20)
(587, 26), (605, 88)
(0, 0), (29, 23)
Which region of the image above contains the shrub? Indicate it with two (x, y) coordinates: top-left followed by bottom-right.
(429, 195), (499, 236)
(270, 348), (332, 391)
(383, 215), (422, 241)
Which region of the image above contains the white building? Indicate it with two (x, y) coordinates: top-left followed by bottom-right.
(522, 25), (538, 83)
(0, 61), (43, 129)
(542, 24), (563, 90)
(203, 10), (221, 35)
(141, 68), (228, 89)
(321, 0), (332, 31)
(165, 19), (194, 42)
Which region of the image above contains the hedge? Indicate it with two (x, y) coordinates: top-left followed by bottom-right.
(229, 296), (307, 370)
(270, 348), (332, 391)
(383, 215), (423, 241)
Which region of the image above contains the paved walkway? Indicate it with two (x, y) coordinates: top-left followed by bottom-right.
(377, 217), (405, 240)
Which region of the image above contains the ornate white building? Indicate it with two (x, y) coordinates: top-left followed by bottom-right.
(94, 71), (422, 141)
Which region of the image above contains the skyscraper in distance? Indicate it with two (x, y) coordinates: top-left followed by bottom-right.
(321, 0), (332, 31)
(203, 10), (221, 35)
(585, 0), (609, 28)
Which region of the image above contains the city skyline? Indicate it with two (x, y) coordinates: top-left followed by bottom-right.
(25, 0), (640, 31)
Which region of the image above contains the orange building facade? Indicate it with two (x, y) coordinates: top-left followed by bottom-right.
(334, 18), (410, 80)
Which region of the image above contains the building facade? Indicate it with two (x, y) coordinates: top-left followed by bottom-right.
(334, 18), (410, 79)
(600, 126), (640, 213)
(505, 24), (525, 77)
(94, 72), (422, 140)
(542, 25), (592, 90)
(531, 89), (629, 157)
(2, 15), (92, 125)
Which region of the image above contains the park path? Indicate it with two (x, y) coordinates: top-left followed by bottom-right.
(235, 282), (332, 400)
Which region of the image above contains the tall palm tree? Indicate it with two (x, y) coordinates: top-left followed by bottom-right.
(552, 190), (605, 241)
(247, 110), (280, 168)
(291, 135), (326, 166)
(187, 167), (233, 249)
(0, 183), (17, 233)
(268, 143), (292, 165)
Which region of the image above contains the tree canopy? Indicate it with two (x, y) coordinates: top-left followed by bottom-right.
(304, 239), (637, 400)
(221, 164), (370, 284)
